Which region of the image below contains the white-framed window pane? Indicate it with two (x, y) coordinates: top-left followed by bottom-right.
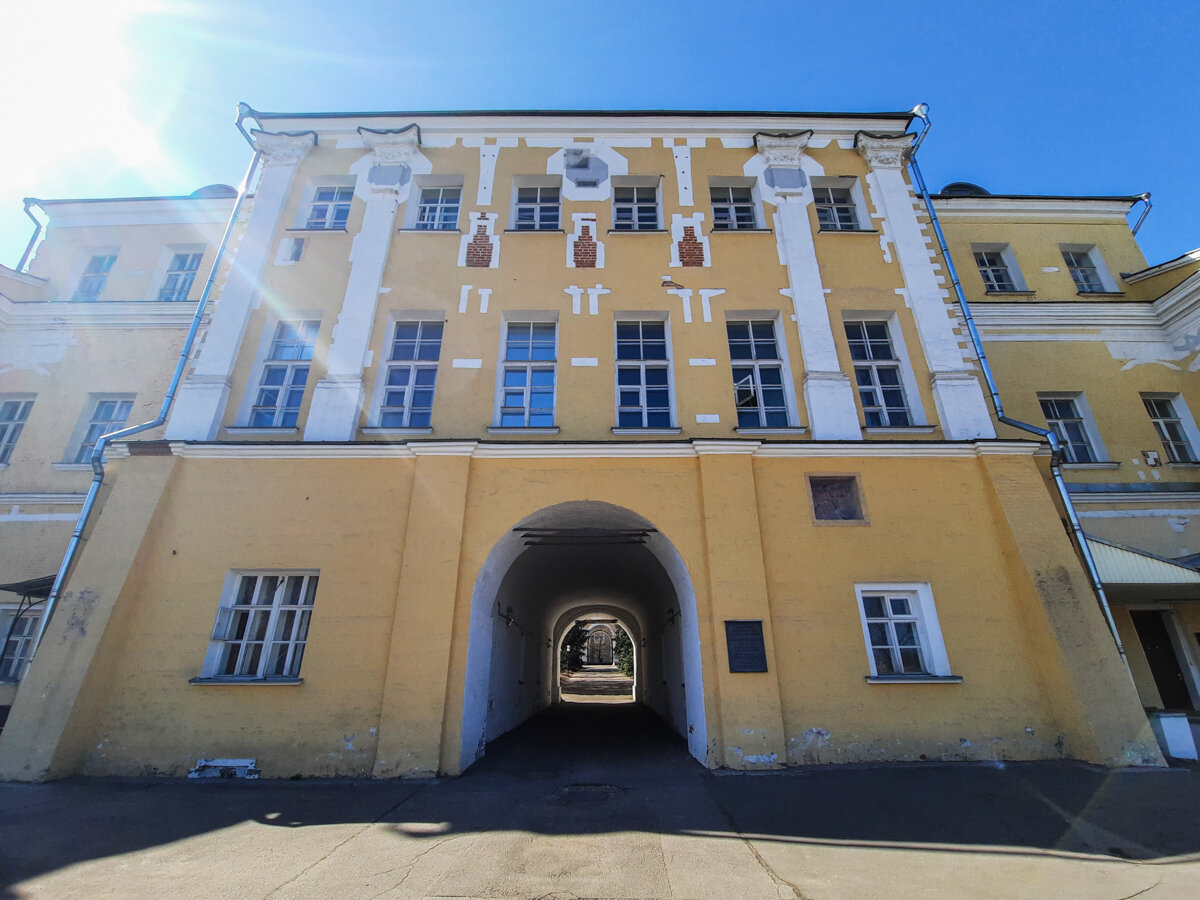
(711, 186), (756, 230)
(974, 250), (1015, 292)
(613, 186), (659, 231)
(727, 320), (788, 427)
(157, 251), (203, 301)
(1040, 397), (1096, 463)
(814, 187), (860, 230)
(0, 398), (34, 465)
(845, 321), (911, 427)
(514, 186), (560, 230)
(0, 610), (41, 681)
(1144, 397), (1197, 463)
(306, 187), (353, 229)
(250, 321), (319, 427)
(861, 592), (927, 675)
(500, 322), (557, 426)
(615, 320), (671, 427)
(380, 321), (443, 427)
(72, 254), (117, 301)
(208, 573), (318, 679)
(74, 398), (133, 463)
(416, 188), (461, 231)
(1062, 250), (1103, 293)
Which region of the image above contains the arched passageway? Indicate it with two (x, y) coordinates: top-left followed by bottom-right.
(459, 502), (707, 772)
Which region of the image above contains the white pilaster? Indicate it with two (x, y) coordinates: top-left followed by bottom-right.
(305, 128), (418, 441)
(166, 129), (316, 440)
(857, 133), (995, 440)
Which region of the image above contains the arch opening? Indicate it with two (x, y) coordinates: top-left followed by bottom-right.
(459, 501), (708, 772)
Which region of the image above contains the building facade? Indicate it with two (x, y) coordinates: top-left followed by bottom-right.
(0, 107), (1194, 780)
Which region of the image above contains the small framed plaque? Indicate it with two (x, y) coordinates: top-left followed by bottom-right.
(724, 620), (768, 673)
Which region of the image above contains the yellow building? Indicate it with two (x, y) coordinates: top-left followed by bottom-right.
(0, 106), (1188, 780)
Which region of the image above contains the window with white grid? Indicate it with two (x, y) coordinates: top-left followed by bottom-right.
(416, 187), (461, 230)
(727, 320), (789, 427)
(72, 254), (117, 301)
(613, 185), (660, 231)
(1062, 248), (1105, 293)
(855, 584), (952, 679)
(513, 185), (560, 230)
(710, 185), (758, 230)
(616, 320), (672, 427)
(845, 320), (911, 427)
(250, 320), (319, 428)
(813, 186), (860, 231)
(499, 322), (556, 426)
(73, 396), (134, 464)
(1144, 396), (1198, 463)
(0, 397), (33, 465)
(1040, 396), (1097, 463)
(379, 321), (443, 428)
(203, 573), (318, 679)
(306, 187), (353, 229)
(157, 251), (203, 301)
(0, 608), (41, 682)
(974, 250), (1016, 292)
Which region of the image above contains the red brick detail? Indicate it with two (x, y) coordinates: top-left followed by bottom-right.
(465, 225), (493, 267)
(677, 226), (705, 267)
(573, 225), (598, 268)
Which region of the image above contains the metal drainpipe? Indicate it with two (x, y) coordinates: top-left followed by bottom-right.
(17, 199), (44, 272)
(29, 107), (263, 658)
(1131, 193), (1152, 236)
(906, 103), (1129, 668)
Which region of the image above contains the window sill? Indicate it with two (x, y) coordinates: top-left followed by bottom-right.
(606, 228), (668, 234)
(486, 426), (560, 435)
(189, 676), (303, 686)
(1167, 462), (1200, 469)
(863, 425), (938, 435)
(503, 228), (566, 234)
(284, 227), (349, 234)
(1061, 461), (1121, 470)
(735, 427), (808, 436)
(817, 227), (879, 235)
(865, 675), (962, 684)
(984, 289), (1036, 297)
(710, 227), (773, 234)
(1075, 291), (1125, 298)
(225, 427), (300, 436)
(361, 427), (434, 436)
(51, 463), (94, 471)
(397, 228), (462, 234)
(611, 427), (682, 436)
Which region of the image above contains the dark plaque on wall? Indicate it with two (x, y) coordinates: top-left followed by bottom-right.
(724, 620), (768, 673)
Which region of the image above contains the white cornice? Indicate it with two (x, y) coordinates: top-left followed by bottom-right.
(1071, 492), (1200, 506)
(41, 197), (235, 228)
(0, 296), (208, 329)
(0, 265), (48, 287)
(932, 197), (1133, 221)
(0, 493), (87, 505)
(157, 439), (1041, 461)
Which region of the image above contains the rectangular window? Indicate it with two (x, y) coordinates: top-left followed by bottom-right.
(205, 573), (318, 679)
(855, 584), (952, 679)
(1040, 396), (1097, 463)
(710, 185), (758, 230)
(0, 397), (33, 465)
(616, 320), (672, 427)
(72, 254), (117, 301)
(250, 320), (319, 428)
(157, 251), (203, 302)
(845, 320), (911, 427)
(612, 185), (660, 231)
(813, 186), (860, 231)
(974, 250), (1016, 292)
(1144, 396), (1198, 463)
(306, 187), (353, 230)
(73, 396), (134, 464)
(500, 322), (556, 426)
(379, 321), (443, 428)
(1062, 248), (1105, 293)
(809, 475), (864, 521)
(415, 187), (461, 230)
(0, 609), (41, 682)
(727, 320), (789, 427)
(513, 185), (560, 230)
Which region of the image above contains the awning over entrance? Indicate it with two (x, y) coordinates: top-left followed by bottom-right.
(1085, 536), (1200, 602)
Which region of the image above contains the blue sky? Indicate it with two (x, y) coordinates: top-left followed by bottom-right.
(3, 0), (1197, 268)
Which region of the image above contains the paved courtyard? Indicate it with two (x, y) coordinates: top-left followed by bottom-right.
(3, 699), (1200, 898)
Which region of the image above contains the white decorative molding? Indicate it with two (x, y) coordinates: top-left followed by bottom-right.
(458, 212), (500, 268)
(754, 131), (813, 167)
(358, 125), (420, 165)
(695, 414), (720, 424)
(585, 284), (610, 316)
(667, 288), (694, 324)
(854, 132), (912, 169)
(0, 296), (209, 330)
(668, 213), (710, 268)
(671, 144), (693, 206)
(697, 288), (726, 324)
(571, 357), (599, 367)
(567, 213), (605, 269)
(251, 129), (317, 167)
(688, 358), (717, 366)
(452, 358), (483, 368)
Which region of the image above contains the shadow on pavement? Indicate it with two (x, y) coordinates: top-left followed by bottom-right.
(3, 700), (1200, 893)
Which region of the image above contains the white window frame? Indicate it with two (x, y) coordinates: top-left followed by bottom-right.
(236, 313), (321, 429)
(854, 582), (952, 679)
(71, 250), (118, 301)
(1039, 392), (1107, 464)
(843, 314), (924, 428)
(64, 394), (135, 464)
(811, 176), (869, 232)
(294, 178), (356, 231)
(1143, 393), (1200, 464)
(0, 395), (34, 465)
(724, 313), (798, 429)
(152, 248), (205, 302)
(494, 313), (558, 428)
(510, 176), (562, 231)
(709, 177), (761, 230)
(402, 176), (464, 230)
(0, 606), (42, 682)
(971, 243), (1027, 293)
(614, 313), (676, 429)
(611, 176), (662, 231)
(200, 570), (319, 681)
(370, 316), (445, 429)
(1060, 244), (1118, 294)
